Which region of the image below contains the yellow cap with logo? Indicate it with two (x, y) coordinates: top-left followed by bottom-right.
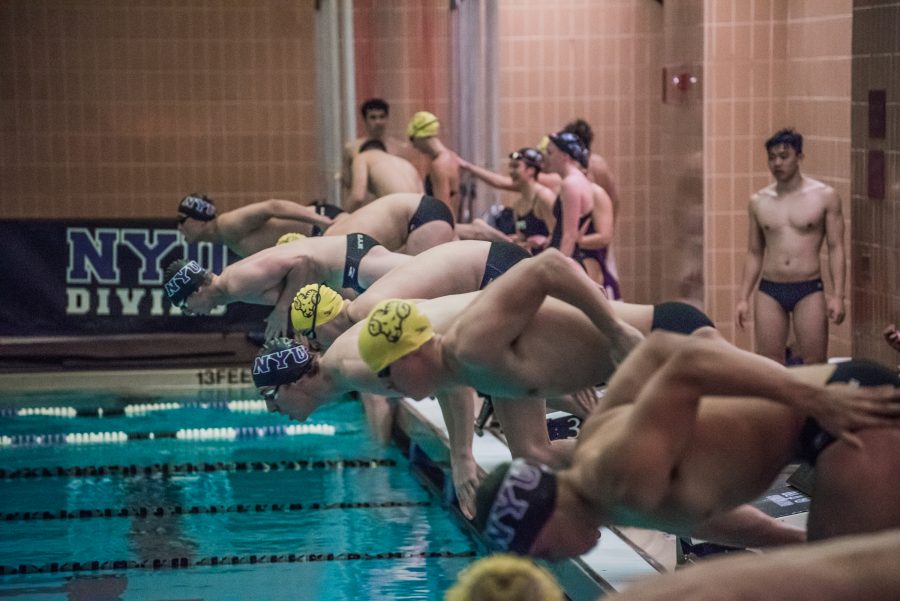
(276, 232), (307, 245)
(407, 111), (440, 139)
(290, 284), (346, 333)
(358, 299), (434, 373)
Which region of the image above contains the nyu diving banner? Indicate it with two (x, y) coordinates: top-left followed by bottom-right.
(0, 219), (269, 336)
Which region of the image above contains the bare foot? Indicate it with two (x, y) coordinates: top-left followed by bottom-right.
(884, 324), (900, 354)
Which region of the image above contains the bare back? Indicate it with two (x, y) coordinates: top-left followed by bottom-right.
(346, 240), (492, 322)
(445, 296), (616, 398)
(571, 364), (834, 532)
(365, 152), (423, 198)
(325, 193), (422, 250)
(751, 176), (834, 282)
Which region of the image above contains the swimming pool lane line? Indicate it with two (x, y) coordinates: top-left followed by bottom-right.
(3, 399), (271, 419)
(0, 549), (480, 577)
(0, 423), (336, 448)
(0, 457), (398, 480)
(2, 499), (433, 523)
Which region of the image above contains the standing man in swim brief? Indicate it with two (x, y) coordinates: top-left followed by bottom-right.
(474, 327), (900, 559)
(176, 193), (336, 257)
(324, 192), (456, 255)
(161, 234), (410, 339)
(345, 139), (424, 212)
(406, 111), (462, 220)
(736, 128), (846, 364)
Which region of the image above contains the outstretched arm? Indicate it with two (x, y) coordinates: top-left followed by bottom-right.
(345, 154), (370, 213)
(435, 387), (480, 519)
(265, 256), (315, 340)
(600, 332), (900, 511)
(458, 158), (517, 192)
(604, 529), (900, 601)
(824, 188), (846, 325)
(262, 199), (334, 228)
(455, 220), (512, 243)
(736, 202), (764, 330)
(451, 249), (641, 368)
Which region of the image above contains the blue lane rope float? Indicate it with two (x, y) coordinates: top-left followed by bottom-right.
(0, 550), (479, 576)
(2, 500), (433, 522)
(0, 423), (336, 448)
(0, 458), (398, 480)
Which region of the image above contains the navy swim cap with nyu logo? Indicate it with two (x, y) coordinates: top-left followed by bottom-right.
(252, 337), (313, 389)
(178, 193), (217, 221)
(163, 259), (210, 307)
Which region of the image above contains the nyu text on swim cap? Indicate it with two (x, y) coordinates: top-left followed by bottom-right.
(407, 111), (440, 139)
(477, 458), (558, 554)
(163, 259), (210, 307)
(178, 193), (217, 221)
(548, 131), (589, 169)
(251, 337), (313, 389)
(358, 299), (434, 373)
(290, 283), (346, 334)
(277, 232), (307, 245)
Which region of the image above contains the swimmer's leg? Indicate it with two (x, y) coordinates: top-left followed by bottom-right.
(792, 290), (828, 364)
(753, 289), (790, 364)
(492, 396), (575, 468)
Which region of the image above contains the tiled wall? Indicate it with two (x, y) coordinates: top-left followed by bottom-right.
(352, 0), (451, 176)
(0, 1), (320, 218)
(851, 0), (900, 365)
(496, 0), (664, 302)
(703, 0), (853, 358)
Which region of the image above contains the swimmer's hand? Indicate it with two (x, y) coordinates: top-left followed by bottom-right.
(827, 295), (846, 325)
(264, 308), (289, 341)
(571, 387), (600, 417)
(451, 457), (481, 520)
(811, 383), (900, 448)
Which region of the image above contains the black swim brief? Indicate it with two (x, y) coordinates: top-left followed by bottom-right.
(342, 233), (380, 293)
(408, 195), (455, 233)
(796, 360), (900, 464)
(311, 203), (345, 236)
(479, 241), (530, 289)
(651, 302), (715, 334)
(758, 278), (824, 313)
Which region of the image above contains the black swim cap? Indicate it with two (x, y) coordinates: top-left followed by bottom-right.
(509, 147), (544, 172)
(178, 193), (217, 221)
(251, 337), (313, 389)
(475, 458), (558, 554)
(163, 259), (210, 307)
(548, 131), (590, 169)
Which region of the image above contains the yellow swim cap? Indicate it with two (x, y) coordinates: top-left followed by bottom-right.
(277, 232), (307, 245)
(444, 554), (564, 601)
(290, 284), (346, 333)
(358, 299), (434, 373)
(537, 135), (550, 155)
(407, 111), (440, 139)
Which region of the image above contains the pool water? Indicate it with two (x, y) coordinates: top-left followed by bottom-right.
(0, 388), (481, 600)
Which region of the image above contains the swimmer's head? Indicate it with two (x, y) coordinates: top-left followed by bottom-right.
(509, 147), (544, 173)
(177, 193), (217, 223)
(163, 259), (212, 309)
(359, 138), (387, 153)
(276, 232), (307, 245)
(407, 111), (440, 140)
(548, 131), (589, 169)
(360, 97), (389, 119)
(290, 284), (346, 339)
(765, 128), (803, 155)
(358, 299), (434, 374)
(475, 458), (558, 555)
(445, 554), (564, 601)
(251, 337), (313, 400)
(562, 118), (594, 149)
(536, 136), (550, 155)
